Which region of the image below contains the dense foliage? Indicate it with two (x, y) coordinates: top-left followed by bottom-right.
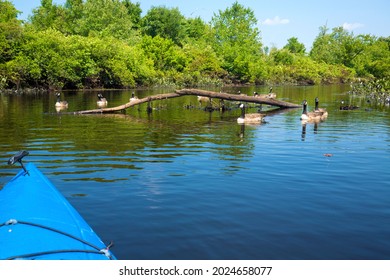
(0, 0), (388, 90)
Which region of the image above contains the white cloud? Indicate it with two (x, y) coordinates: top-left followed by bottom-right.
(342, 22), (364, 31)
(262, 16), (290, 26)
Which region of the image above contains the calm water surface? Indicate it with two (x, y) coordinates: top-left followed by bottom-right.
(0, 85), (389, 260)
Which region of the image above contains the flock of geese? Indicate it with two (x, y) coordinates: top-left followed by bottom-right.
(237, 103), (265, 124)
(237, 97), (329, 124)
(54, 91), (362, 125)
(235, 88), (330, 124)
(300, 97), (328, 123)
(55, 92), (137, 110)
(238, 94), (333, 124)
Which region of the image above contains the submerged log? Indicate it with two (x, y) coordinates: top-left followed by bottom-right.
(72, 88), (300, 115)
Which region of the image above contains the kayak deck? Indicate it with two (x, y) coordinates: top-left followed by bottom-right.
(0, 161), (115, 260)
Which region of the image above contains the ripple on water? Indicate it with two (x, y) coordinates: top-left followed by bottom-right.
(1, 87), (389, 260)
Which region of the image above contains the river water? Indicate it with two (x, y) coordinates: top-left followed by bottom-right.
(0, 85), (389, 259)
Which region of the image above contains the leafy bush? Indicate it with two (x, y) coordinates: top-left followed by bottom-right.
(0, 1), (387, 89)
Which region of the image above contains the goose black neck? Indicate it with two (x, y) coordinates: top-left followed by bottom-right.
(315, 97), (319, 110)
(240, 105), (245, 118)
(302, 102), (307, 114)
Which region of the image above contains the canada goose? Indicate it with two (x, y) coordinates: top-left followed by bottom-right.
(130, 92), (138, 102)
(340, 100), (359, 110)
(237, 103), (265, 124)
(267, 87), (276, 99)
(197, 96), (211, 105)
(55, 92), (68, 108)
(314, 97), (328, 117)
(300, 100), (326, 122)
(253, 87), (276, 99)
(97, 93), (107, 107)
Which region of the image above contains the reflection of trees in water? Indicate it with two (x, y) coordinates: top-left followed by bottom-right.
(3, 85), (388, 178)
(39, 111), (259, 176)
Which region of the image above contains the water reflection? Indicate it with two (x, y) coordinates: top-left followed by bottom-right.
(1, 85), (390, 260)
(301, 123), (306, 141)
(301, 122), (320, 141)
(238, 124), (245, 140)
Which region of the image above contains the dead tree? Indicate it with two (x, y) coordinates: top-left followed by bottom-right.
(71, 89), (301, 115)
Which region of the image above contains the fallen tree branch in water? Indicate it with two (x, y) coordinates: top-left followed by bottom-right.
(175, 89), (301, 108)
(71, 89), (301, 114)
(72, 92), (180, 114)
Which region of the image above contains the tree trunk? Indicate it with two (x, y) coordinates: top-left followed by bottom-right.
(175, 89), (300, 108)
(71, 88), (300, 115)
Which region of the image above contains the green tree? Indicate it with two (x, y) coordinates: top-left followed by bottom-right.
(63, 0), (84, 34)
(360, 36), (390, 79)
(310, 26), (364, 67)
(141, 6), (186, 45)
(77, 0), (137, 40)
(210, 1), (264, 83)
(2, 1), (387, 88)
(123, 0), (142, 29)
(140, 35), (187, 73)
(29, 0), (67, 32)
(182, 42), (226, 84)
(0, 0), (24, 88)
(0, 0), (23, 63)
(284, 37), (306, 54)
(271, 48), (295, 65)
(4, 28), (154, 89)
(310, 25), (389, 80)
(310, 25), (336, 63)
(0, 0), (20, 24)
(184, 17), (209, 41)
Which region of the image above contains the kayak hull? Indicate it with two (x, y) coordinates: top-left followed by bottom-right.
(0, 162), (115, 260)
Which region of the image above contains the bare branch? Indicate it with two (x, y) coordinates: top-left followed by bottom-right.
(71, 89), (300, 115)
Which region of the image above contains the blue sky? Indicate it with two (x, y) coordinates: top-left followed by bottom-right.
(10, 0), (390, 50)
